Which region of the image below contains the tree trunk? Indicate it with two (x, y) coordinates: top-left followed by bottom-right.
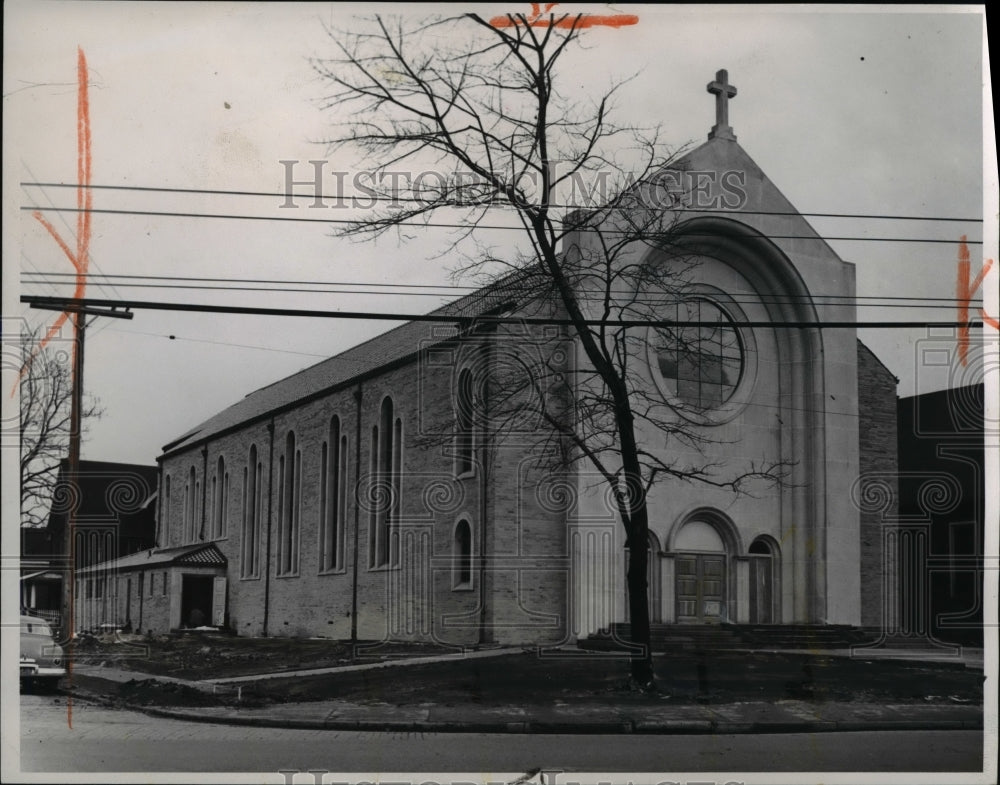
(626, 502), (655, 689)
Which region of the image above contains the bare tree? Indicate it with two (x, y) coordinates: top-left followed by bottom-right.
(19, 327), (101, 527)
(315, 10), (785, 688)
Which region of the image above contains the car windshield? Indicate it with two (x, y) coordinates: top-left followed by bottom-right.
(21, 621), (52, 636)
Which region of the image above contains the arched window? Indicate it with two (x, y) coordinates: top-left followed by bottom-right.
(320, 416), (347, 572)
(161, 474), (171, 544)
(453, 519), (473, 589)
(183, 466), (198, 543)
(182, 475), (190, 543)
(241, 444), (262, 578)
(278, 431), (301, 575)
(749, 539), (772, 555)
(369, 397), (401, 568)
(455, 368), (475, 476)
(211, 456), (229, 539)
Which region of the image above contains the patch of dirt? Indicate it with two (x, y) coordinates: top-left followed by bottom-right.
(115, 678), (228, 707)
(69, 631), (462, 680)
(247, 650), (987, 707)
(66, 635), (986, 710)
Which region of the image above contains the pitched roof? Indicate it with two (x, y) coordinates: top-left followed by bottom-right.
(46, 460), (159, 526)
(76, 542), (227, 575)
(160, 266), (551, 457)
(161, 135), (848, 460)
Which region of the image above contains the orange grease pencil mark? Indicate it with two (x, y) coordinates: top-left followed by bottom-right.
(12, 48), (92, 398)
(956, 236), (994, 365)
(490, 2), (638, 29)
(14, 49), (91, 730)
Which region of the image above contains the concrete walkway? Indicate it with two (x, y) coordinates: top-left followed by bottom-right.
(65, 645), (986, 734)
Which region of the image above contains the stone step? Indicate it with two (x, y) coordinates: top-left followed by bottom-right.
(582, 622), (876, 651)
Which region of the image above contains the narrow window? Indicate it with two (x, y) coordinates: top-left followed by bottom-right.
(222, 470), (230, 538)
(454, 519), (473, 588)
(162, 474), (171, 544)
(185, 466), (198, 543)
(456, 368), (475, 476)
(320, 416), (347, 572)
(368, 424), (379, 567)
(212, 456), (228, 539)
(162, 571), (168, 596)
(194, 476), (202, 540)
(210, 474), (217, 538)
(241, 444), (261, 578)
(278, 431), (300, 575)
(182, 476), (190, 543)
(370, 398), (400, 568)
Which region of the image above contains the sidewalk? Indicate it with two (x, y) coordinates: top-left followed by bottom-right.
(62, 645), (986, 734)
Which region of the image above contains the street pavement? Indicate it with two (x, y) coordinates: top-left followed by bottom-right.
(60, 645), (986, 735)
(17, 695), (986, 774)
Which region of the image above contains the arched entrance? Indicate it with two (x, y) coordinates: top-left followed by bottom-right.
(748, 536), (780, 623)
(673, 519), (728, 623)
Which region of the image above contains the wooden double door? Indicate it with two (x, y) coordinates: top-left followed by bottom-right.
(675, 553), (726, 623)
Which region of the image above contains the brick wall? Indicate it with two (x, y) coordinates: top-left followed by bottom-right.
(157, 320), (571, 646)
(856, 340), (898, 629)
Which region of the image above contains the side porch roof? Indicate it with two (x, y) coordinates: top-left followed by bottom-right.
(76, 542), (227, 575)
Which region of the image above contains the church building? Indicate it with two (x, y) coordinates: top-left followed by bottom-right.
(76, 71), (898, 645)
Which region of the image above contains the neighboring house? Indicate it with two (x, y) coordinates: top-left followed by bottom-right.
(23, 459), (158, 632)
(20, 526), (63, 627)
(76, 71), (899, 643)
(894, 384), (985, 646)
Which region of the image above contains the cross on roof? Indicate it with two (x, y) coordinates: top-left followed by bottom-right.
(707, 69), (737, 141)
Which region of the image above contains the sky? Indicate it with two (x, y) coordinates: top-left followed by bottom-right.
(3, 2), (994, 472)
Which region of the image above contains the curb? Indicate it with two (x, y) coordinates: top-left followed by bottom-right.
(64, 686), (983, 735)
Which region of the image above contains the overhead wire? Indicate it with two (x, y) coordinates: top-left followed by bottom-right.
(18, 181), (986, 224)
(20, 205), (984, 244)
(20, 271), (985, 310)
(19, 295), (989, 329)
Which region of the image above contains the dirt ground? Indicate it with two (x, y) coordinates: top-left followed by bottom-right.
(249, 649), (986, 707)
(68, 630), (453, 680)
(63, 632), (986, 710)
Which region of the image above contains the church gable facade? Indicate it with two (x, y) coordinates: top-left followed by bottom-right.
(76, 73), (898, 644)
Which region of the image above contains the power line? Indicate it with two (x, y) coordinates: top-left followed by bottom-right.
(18, 270), (981, 300)
(18, 279), (981, 310)
(100, 325), (907, 420)
(21, 271), (985, 309)
(20, 295), (989, 329)
(105, 326), (339, 359)
(19, 169), (127, 345)
(24, 271), (469, 290)
(19, 181), (985, 224)
(21, 205), (984, 245)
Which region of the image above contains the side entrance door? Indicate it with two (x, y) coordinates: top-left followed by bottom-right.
(748, 555), (774, 623)
(675, 554), (726, 623)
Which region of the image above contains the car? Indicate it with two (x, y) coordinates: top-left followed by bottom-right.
(20, 614), (66, 690)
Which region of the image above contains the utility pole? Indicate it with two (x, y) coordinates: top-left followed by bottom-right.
(28, 304), (131, 659)
(65, 311), (84, 645)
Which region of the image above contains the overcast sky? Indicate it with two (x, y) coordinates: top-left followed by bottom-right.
(3, 2), (994, 468)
